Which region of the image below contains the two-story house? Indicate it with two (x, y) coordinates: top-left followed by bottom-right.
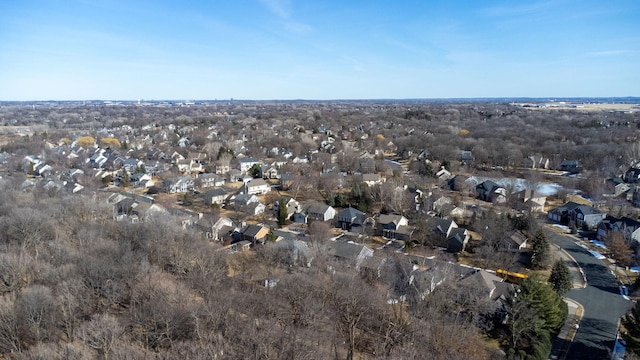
(239, 157), (261, 172)
(243, 178), (271, 195)
(475, 180), (506, 204)
(164, 176), (194, 194)
(548, 201), (605, 229)
(197, 173), (225, 188)
(376, 214), (413, 241)
(304, 203), (336, 222)
(336, 207), (368, 231)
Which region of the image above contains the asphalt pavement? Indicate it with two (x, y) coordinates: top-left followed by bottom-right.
(546, 228), (634, 360)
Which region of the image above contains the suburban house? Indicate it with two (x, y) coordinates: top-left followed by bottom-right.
(231, 193), (265, 215)
(336, 207), (368, 231)
(460, 150), (474, 164)
(203, 188), (231, 206)
(106, 192), (163, 223)
(431, 218), (470, 253)
(633, 188), (640, 208)
(261, 164), (281, 179)
(130, 172), (154, 188)
(521, 155), (550, 169)
(273, 197), (301, 218)
(460, 270), (512, 302)
(241, 224), (270, 244)
(605, 178), (632, 198)
(326, 241), (374, 271)
(243, 178), (271, 195)
(239, 157), (261, 172)
(504, 232), (528, 251)
(244, 202), (266, 216)
(87, 149), (109, 168)
(475, 180), (506, 204)
(435, 166), (452, 181)
(304, 203), (336, 222)
(197, 173), (225, 188)
(597, 215), (640, 245)
(231, 193), (261, 207)
(376, 214), (413, 241)
(402, 265), (451, 301)
(122, 158), (143, 173)
(279, 173), (293, 190)
(624, 167), (640, 184)
(176, 159), (204, 174)
(227, 169), (244, 182)
(547, 201), (606, 229)
(215, 163), (230, 175)
(231, 240), (252, 252)
(559, 159), (582, 174)
(164, 176), (194, 194)
(362, 173), (383, 186)
(512, 189), (547, 213)
(273, 237), (315, 267)
(196, 216), (236, 242)
(448, 227), (471, 253)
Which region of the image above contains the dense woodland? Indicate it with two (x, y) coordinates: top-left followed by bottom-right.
(0, 100), (638, 359)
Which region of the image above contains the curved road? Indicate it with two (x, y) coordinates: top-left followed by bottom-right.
(546, 229), (634, 360)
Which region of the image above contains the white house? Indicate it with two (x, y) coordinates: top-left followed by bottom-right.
(197, 173), (225, 188)
(164, 176), (194, 194)
(244, 178), (271, 195)
(304, 203), (336, 222)
(239, 157), (261, 172)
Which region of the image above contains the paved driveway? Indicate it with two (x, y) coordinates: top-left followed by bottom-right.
(546, 229), (634, 360)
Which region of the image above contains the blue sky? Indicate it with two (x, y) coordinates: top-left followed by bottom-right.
(1, 0), (638, 100)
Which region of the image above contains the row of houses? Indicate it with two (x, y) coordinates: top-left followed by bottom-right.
(449, 177), (547, 213)
(547, 201), (640, 249)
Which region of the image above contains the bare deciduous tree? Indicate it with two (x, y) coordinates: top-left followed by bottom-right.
(18, 285), (58, 345)
(0, 294), (21, 353)
(77, 314), (123, 360)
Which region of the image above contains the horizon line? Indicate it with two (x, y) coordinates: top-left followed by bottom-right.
(1, 96), (639, 103)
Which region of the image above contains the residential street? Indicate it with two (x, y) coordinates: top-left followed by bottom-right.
(546, 229), (634, 360)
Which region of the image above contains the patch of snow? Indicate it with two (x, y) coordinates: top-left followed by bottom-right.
(553, 224), (571, 231)
(612, 334), (627, 360)
(591, 240), (607, 249)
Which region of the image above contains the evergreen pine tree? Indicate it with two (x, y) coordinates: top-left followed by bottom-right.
(548, 260), (572, 295)
(120, 170), (130, 188)
(531, 230), (550, 269)
(277, 198), (288, 228)
(622, 301), (640, 356)
(266, 227), (277, 242)
(519, 274), (567, 334)
(182, 192), (193, 206)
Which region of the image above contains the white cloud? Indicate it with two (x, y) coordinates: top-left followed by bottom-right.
(258, 0), (291, 19)
(283, 21), (311, 35)
(585, 50), (638, 57)
(480, 1), (556, 17)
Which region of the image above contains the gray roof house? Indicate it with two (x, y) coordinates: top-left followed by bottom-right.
(163, 176), (194, 194)
(326, 241), (374, 271)
(376, 214), (413, 240)
(304, 203), (336, 222)
(197, 173), (225, 188)
(336, 207), (368, 231)
(239, 157), (261, 172)
(243, 178), (271, 195)
(597, 215), (640, 245)
(431, 218), (470, 252)
(203, 188), (232, 206)
(475, 180), (506, 204)
(547, 201), (605, 229)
